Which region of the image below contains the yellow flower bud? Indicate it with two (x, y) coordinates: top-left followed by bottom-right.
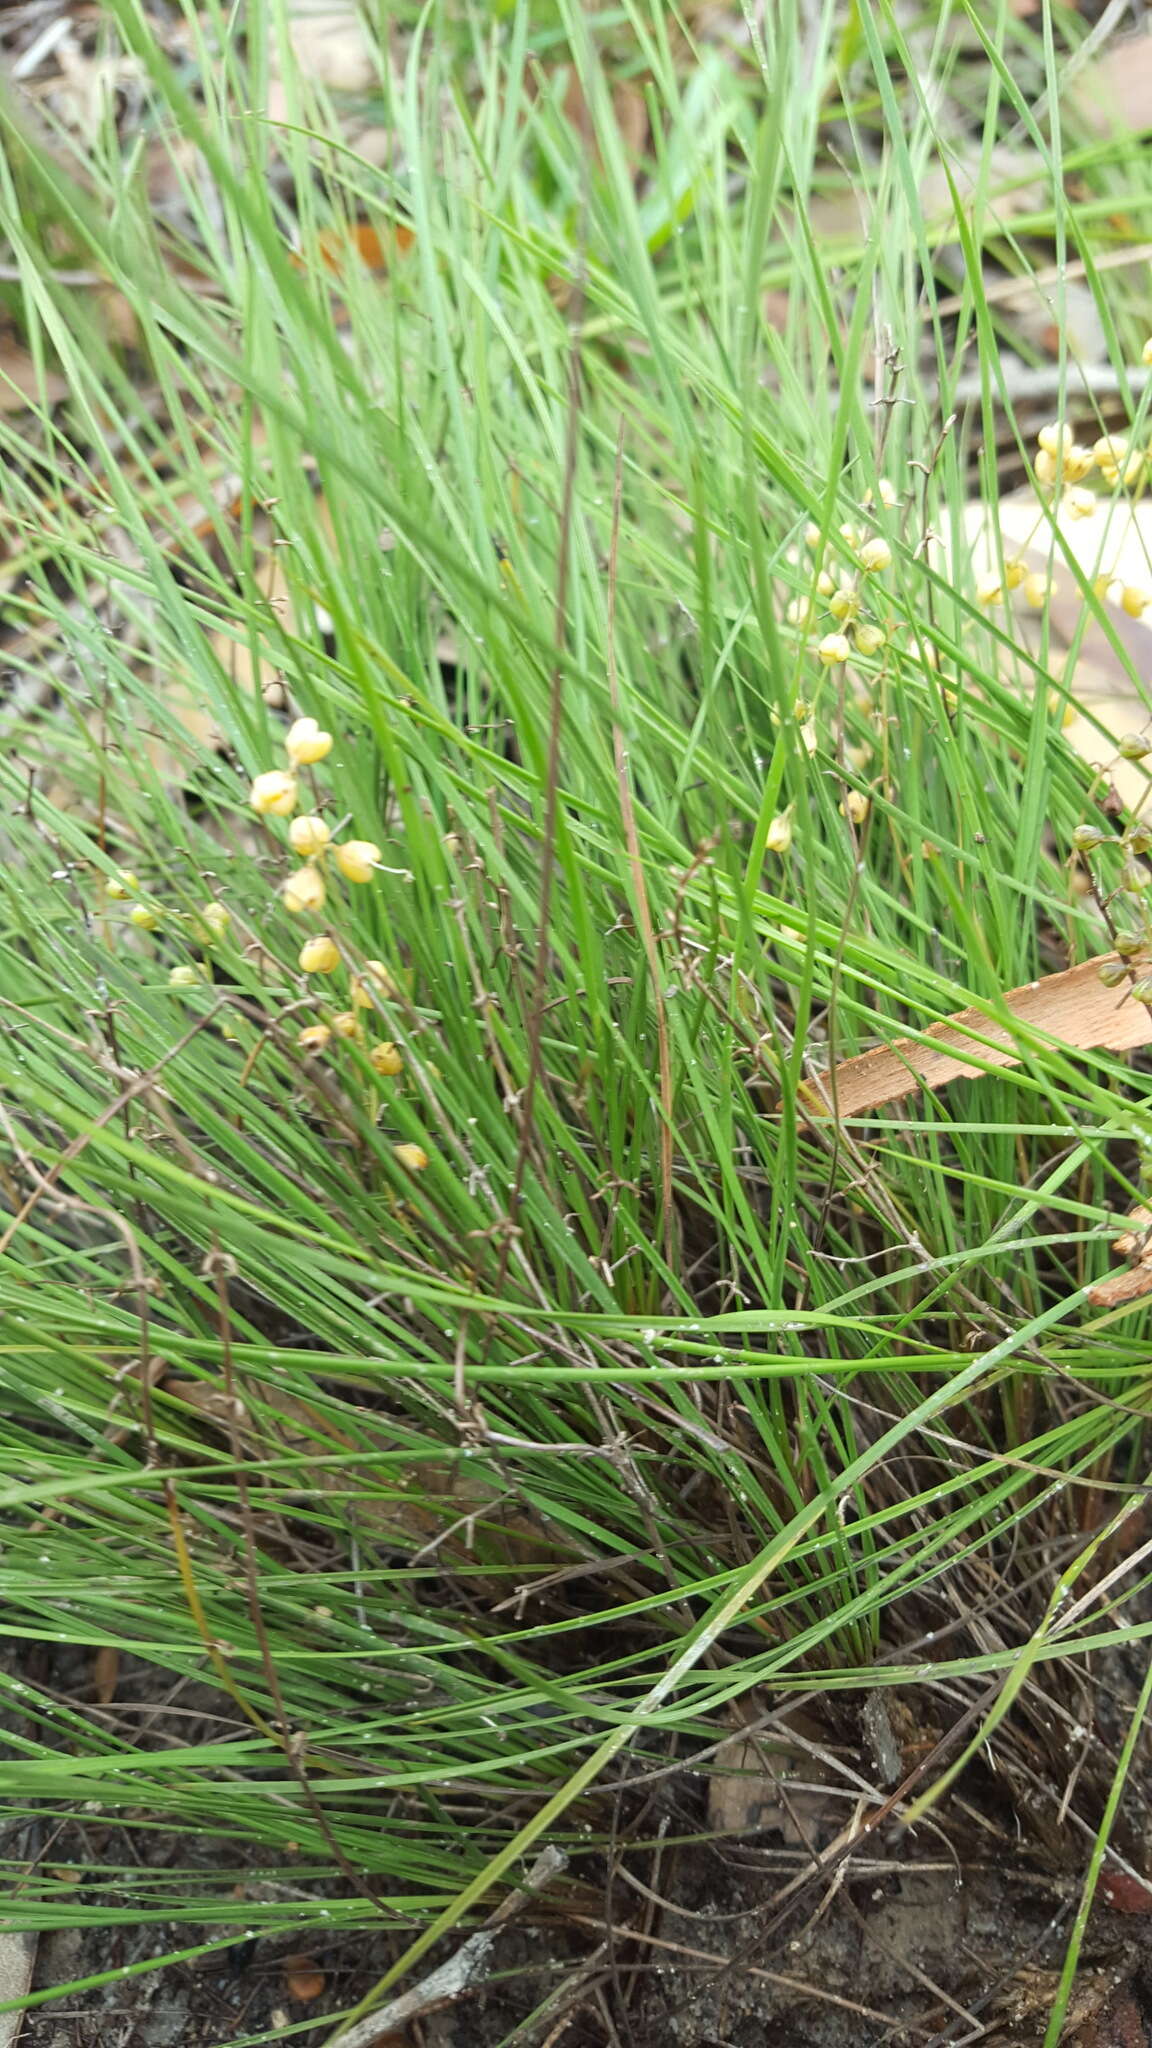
(815, 569), (835, 597)
(1034, 448), (1057, 488)
(852, 621), (886, 656)
(282, 865), (327, 915)
(1023, 572), (1054, 610)
(1003, 557), (1026, 590)
(1064, 485), (1096, 520)
(1037, 421), (1072, 458)
(250, 770), (298, 816)
(841, 790), (870, 825)
(299, 935), (340, 974)
(1092, 573), (1115, 603)
(200, 902), (231, 942)
(1094, 434), (1128, 478)
(857, 535), (892, 573)
(289, 815), (331, 858)
(803, 522), (823, 549)
(976, 575), (1002, 607)
(1062, 444), (1095, 483)
(331, 1011), (362, 1039)
(298, 1023), (332, 1053)
(877, 477), (898, 508)
(333, 840), (381, 884)
(393, 1143), (428, 1172)
(129, 904), (160, 931)
(785, 597), (814, 627)
(351, 959), (399, 1006)
(837, 521), (861, 549)
(1142, 338), (1152, 367)
(765, 811), (793, 855)
(368, 1040), (404, 1076)
(285, 717), (333, 767)
(168, 964), (204, 988)
(828, 587), (858, 621)
(817, 632), (851, 666)
(105, 870), (138, 900)
(1122, 585), (1151, 618)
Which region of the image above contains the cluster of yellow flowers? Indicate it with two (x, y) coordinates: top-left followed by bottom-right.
(768, 505), (894, 852)
(246, 718), (428, 1171)
(249, 717), (382, 916)
(105, 867), (230, 952)
(978, 408), (1152, 613)
(101, 717), (430, 1176)
(786, 508), (895, 669)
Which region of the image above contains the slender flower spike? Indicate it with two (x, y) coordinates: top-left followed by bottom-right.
(285, 717), (333, 767)
(331, 1011), (362, 1039)
(200, 902), (230, 942)
(765, 811), (793, 855)
(105, 870), (138, 900)
(817, 632), (851, 666)
(250, 770), (298, 817)
(129, 904), (160, 930)
(333, 840), (381, 884)
(393, 1143), (428, 1172)
(857, 536), (892, 573)
(299, 935), (340, 974)
(368, 1040), (404, 1076)
(282, 865), (327, 915)
(289, 815), (332, 858)
(298, 1023), (332, 1053)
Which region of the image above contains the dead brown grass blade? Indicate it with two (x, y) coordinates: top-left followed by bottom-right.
(807, 956), (1150, 1118)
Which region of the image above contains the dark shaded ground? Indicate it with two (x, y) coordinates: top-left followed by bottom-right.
(15, 1836), (1152, 2047)
(14, 1685), (1152, 2048)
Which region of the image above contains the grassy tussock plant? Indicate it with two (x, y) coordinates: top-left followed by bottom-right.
(1, 0), (1152, 2039)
